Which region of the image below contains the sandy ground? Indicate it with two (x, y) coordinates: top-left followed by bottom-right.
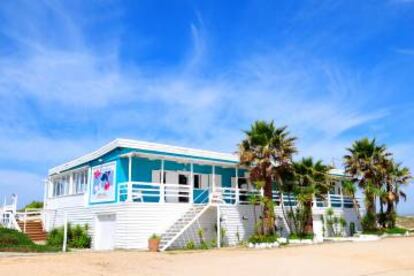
(1, 237), (414, 276)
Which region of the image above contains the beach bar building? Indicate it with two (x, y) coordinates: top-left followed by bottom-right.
(2, 139), (363, 250)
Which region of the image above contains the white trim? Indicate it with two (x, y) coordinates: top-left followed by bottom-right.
(49, 139), (238, 175)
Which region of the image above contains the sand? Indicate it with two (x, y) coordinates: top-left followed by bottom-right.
(1, 237), (414, 276)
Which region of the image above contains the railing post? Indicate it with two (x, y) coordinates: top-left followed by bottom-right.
(235, 167), (239, 205)
(212, 165), (216, 193)
(327, 193), (331, 208)
(190, 163), (194, 204)
(127, 155), (133, 202)
(160, 159), (165, 203)
(23, 212), (27, 233)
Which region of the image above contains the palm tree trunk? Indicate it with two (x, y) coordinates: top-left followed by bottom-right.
(304, 200), (314, 234)
(386, 201), (396, 228)
(262, 176), (275, 235)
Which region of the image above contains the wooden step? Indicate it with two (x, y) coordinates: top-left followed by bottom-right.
(17, 221), (47, 242)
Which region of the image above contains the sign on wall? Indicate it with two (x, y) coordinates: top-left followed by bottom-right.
(90, 163), (116, 203)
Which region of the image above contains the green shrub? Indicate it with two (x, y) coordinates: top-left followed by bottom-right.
(289, 232), (314, 240)
(19, 201), (43, 212)
(149, 233), (161, 240)
(47, 224), (91, 249)
(248, 234), (279, 244)
(0, 228), (33, 246)
(361, 213), (378, 232)
(362, 229), (384, 235)
(47, 228), (64, 247)
(0, 228), (59, 253)
(209, 239), (217, 248)
(199, 241), (209, 250)
(185, 240), (195, 250)
(384, 227), (408, 235)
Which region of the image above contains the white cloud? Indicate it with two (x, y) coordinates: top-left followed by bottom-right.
(0, 0), (403, 207)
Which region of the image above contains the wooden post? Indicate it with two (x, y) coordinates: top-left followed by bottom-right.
(63, 214), (68, 252)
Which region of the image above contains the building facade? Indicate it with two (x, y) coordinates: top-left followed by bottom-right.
(42, 139), (363, 250)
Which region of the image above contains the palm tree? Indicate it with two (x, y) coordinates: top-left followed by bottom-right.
(385, 161), (412, 228)
(293, 157), (332, 234)
(344, 138), (390, 221)
(239, 120), (297, 235)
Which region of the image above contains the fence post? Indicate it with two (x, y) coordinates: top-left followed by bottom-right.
(63, 214), (68, 252)
(23, 212), (27, 233)
(217, 206), (221, 248)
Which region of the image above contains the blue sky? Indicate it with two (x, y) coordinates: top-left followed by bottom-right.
(0, 0), (413, 213)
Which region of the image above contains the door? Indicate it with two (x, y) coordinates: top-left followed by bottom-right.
(178, 173), (189, 203)
(94, 214), (116, 250)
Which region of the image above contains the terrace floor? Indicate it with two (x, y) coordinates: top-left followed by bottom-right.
(1, 237), (414, 275)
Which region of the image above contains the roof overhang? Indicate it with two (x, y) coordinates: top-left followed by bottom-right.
(120, 151), (238, 168)
(49, 138), (239, 175)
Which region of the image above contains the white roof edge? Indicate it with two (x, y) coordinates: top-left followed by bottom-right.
(48, 138), (239, 175)
(329, 168), (346, 176)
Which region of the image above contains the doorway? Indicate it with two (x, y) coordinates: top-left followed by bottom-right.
(94, 214), (116, 250)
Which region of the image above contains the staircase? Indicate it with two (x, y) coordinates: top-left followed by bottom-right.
(159, 205), (210, 251)
(17, 220), (47, 242)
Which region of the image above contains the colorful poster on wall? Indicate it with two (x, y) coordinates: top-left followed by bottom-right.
(90, 163), (116, 203)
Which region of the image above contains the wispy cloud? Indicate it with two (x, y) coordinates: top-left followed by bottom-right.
(0, 0), (409, 208)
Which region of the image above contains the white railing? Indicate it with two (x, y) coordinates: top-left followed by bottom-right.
(15, 208), (43, 233)
(117, 181), (361, 209)
(0, 211), (21, 231)
(119, 182), (192, 203)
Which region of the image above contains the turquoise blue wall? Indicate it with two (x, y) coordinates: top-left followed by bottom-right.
(58, 146), (239, 205)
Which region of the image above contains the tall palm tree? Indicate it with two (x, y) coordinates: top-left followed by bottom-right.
(344, 138), (390, 220)
(239, 120), (297, 235)
(385, 161), (412, 228)
(293, 157), (332, 234)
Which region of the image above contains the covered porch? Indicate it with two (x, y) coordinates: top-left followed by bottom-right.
(118, 151), (254, 204)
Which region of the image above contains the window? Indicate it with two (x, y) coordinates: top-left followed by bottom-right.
(52, 175), (69, 197)
(74, 169), (88, 194)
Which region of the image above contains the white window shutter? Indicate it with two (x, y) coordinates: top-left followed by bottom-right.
(152, 170), (160, 183)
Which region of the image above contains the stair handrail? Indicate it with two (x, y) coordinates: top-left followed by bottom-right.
(160, 204), (211, 251)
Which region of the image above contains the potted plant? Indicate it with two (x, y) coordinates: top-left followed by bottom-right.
(148, 233), (161, 252)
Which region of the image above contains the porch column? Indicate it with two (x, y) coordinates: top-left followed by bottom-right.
(85, 167), (92, 206)
(160, 159), (165, 203)
(127, 155), (133, 202)
(212, 165), (216, 193)
(43, 179), (48, 209)
(68, 173), (74, 195)
(189, 163), (194, 204)
(235, 167), (239, 205)
(340, 187), (344, 208)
